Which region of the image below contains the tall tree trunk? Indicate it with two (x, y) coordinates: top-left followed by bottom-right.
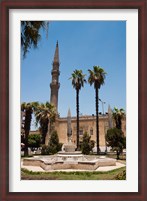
(24, 131), (29, 156)
(45, 121), (50, 145)
(118, 117), (122, 130)
(42, 127), (47, 145)
(24, 110), (32, 156)
(42, 133), (46, 145)
(41, 119), (49, 145)
(116, 150), (120, 160)
(95, 88), (100, 155)
(76, 89), (80, 150)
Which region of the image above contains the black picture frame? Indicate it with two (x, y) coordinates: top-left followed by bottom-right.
(0, 0), (147, 200)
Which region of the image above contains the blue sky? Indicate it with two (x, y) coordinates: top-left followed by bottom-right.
(21, 21), (126, 126)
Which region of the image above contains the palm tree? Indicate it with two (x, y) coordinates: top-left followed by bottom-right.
(34, 102), (56, 145)
(21, 21), (49, 58)
(112, 107), (125, 130)
(21, 102), (39, 156)
(69, 70), (86, 150)
(88, 66), (106, 155)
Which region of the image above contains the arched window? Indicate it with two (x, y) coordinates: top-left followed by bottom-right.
(90, 128), (93, 135)
(79, 129), (83, 135)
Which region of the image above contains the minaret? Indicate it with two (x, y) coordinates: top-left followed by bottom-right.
(50, 41), (60, 112)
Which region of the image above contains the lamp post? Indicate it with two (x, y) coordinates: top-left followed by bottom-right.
(99, 99), (106, 115)
(99, 98), (107, 153)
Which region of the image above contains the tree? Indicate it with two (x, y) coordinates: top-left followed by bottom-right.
(106, 128), (126, 160)
(34, 102), (56, 145)
(28, 134), (41, 149)
(90, 140), (95, 152)
(82, 132), (91, 155)
(48, 130), (62, 154)
(69, 69), (86, 150)
(112, 107), (125, 130)
(88, 66), (106, 155)
(21, 21), (49, 58)
(21, 102), (39, 156)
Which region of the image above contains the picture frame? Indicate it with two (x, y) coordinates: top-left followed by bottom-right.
(0, 0), (146, 200)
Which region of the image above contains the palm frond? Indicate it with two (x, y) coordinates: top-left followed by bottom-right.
(88, 66), (106, 89)
(69, 69), (86, 90)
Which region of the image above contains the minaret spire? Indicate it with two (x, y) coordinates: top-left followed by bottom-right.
(50, 41), (60, 112)
(53, 41), (59, 64)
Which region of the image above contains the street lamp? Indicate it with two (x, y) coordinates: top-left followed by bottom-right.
(99, 98), (106, 115)
(99, 98), (107, 153)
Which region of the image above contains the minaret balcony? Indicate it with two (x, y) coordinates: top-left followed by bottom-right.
(51, 70), (60, 75)
(50, 82), (60, 88)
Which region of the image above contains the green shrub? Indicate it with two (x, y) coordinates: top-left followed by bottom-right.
(106, 128), (126, 159)
(41, 145), (50, 155)
(90, 140), (95, 150)
(115, 170), (126, 180)
(81, 132), (91, 155)
(48, 130), (62, 154)
(41, 131), (62, 155)
(28, 134), (41, 148)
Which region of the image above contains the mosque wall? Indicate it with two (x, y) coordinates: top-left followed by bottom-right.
(55, 115), (126, 150)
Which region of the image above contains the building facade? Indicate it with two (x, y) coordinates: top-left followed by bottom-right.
(54, 115), (126, 151)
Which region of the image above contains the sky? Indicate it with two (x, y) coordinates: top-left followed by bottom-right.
(21, 21), (126, 129)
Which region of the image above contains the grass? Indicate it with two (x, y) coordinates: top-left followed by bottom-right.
(107, 154), (126, 160)
(21, 166), (126, 180)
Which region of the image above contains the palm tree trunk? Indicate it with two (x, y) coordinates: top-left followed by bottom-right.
(116, 150), (120, 160)
(118, 117), (122, 130)
(42, 134), (46, 145)
(24, 131), (29, 156)
(41, 119), (49, 145)
(45, 122), (50, 145)
(76, 89), (80, 150)
(24, 110), (32, 156)
(95, 88), (100, 155)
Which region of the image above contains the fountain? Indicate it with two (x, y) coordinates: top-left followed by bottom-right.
(23, 109), (116, 171)
(23, 153), (116, 171)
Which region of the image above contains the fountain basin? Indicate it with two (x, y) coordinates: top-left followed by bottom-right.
(63, 143), (76, 152)
(23, 155), (116, 171)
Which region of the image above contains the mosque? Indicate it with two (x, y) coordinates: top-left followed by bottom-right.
(47, 42), (126, 152)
